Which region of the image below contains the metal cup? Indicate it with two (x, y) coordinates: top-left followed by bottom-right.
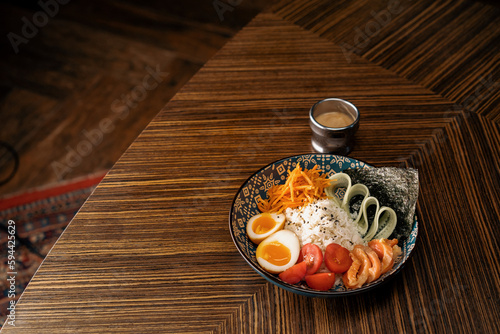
(309, 98), (359, 155)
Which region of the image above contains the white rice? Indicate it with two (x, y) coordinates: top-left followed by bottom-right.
(284, 198), (365, 252)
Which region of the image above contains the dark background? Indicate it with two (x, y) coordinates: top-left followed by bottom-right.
(0, 0), (273, 196)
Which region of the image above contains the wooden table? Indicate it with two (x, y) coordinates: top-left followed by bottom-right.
(3, 0), (499, 332)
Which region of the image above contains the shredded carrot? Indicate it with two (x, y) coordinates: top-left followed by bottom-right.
(258, 164), (331, 214)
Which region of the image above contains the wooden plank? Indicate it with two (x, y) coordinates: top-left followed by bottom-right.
(271, 0), (500, 122)
(0, 57), (197, 196)
(0, 0), (274, 197)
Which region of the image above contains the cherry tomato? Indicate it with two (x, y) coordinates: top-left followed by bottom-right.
(324, 243), (352, 273)
(297, 243), (324, 275)
(305, 273), (336, 291)
(279, 261), (307, 284)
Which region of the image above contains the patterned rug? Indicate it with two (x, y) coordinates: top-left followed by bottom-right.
(0, 173), (106, 327)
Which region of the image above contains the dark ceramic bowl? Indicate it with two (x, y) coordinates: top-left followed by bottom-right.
(229, 154), (418, 297)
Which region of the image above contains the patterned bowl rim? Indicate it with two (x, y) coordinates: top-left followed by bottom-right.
(229, 154), (418, 297)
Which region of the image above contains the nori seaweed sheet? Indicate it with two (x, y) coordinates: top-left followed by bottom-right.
(344, 167), (419, 241)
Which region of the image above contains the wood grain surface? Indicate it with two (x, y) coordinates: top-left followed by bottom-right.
(0, 0), (273, 196)
(2, 0), (499, 333)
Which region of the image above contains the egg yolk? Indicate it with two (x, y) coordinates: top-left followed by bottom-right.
(258, 241), (291, 266)
(252, 214), (276, 234)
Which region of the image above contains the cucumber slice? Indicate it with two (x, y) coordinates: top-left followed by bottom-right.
(325, 172), (398, 242)
(358, 196), (379, 239)
(372, 207), (397, 240)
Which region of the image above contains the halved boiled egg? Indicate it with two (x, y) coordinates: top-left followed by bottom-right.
(256, 230), (300, 274)
(246, 212), (286, 244)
